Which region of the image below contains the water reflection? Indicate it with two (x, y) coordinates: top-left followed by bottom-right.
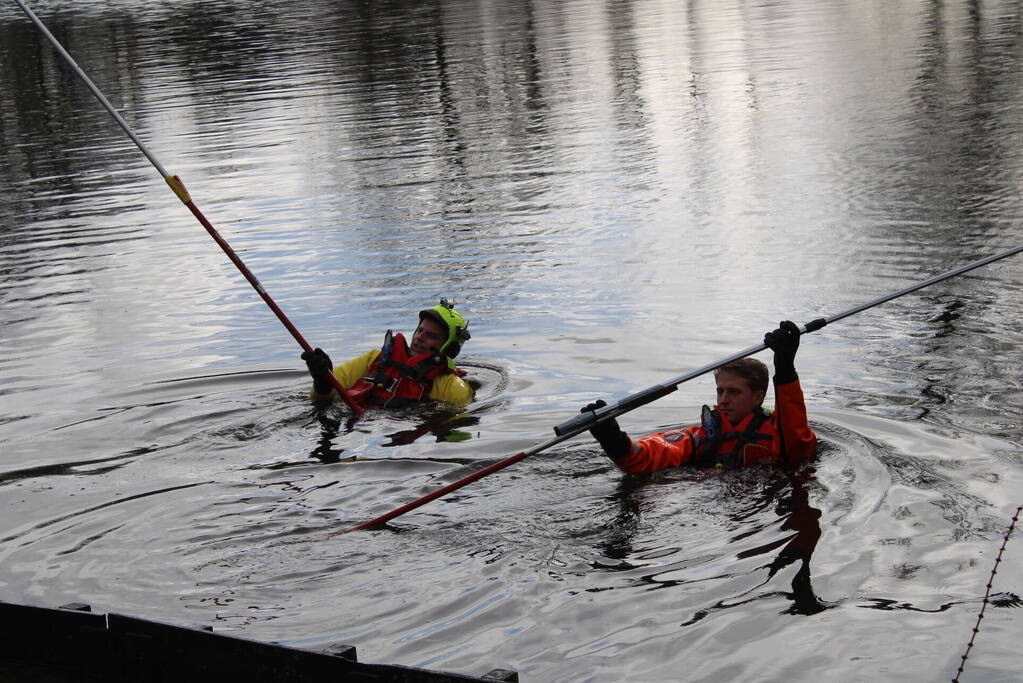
(304, 404), (482, 463)
(3, 0), (1023, 680)
(597, 463), (829, 616)
(304, 409), (357, 464)
(741, 468), (828, 616)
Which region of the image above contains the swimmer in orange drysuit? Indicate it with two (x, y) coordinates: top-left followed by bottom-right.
(583, 321), (817, 472)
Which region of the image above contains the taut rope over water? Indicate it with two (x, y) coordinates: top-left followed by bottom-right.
(953, 505), (1022, 682)
(15, 0), (364, 415)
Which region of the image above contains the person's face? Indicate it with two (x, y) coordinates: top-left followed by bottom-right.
(410, 317), (447, 356)
(715, 370), (766, 425)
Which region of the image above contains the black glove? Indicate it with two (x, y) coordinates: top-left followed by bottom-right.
(301, 348), (334, 394)
(764, 320), (800, 384)
(582, 400), (631, 459)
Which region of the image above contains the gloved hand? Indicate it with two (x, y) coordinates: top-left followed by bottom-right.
(582, 399), (631, 459)
(301, 348), (335, 394)
(764, 320), (800, 384)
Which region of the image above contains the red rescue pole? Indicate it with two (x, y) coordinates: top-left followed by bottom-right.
(339, 440), (560, 534)
(16, 0), (363, 415)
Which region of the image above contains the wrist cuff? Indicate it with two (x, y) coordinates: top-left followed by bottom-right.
(599, 432), (632, 460)
(773, 370), (798, 385)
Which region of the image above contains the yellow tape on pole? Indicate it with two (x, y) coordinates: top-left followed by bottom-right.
(165, 175), (192, 204)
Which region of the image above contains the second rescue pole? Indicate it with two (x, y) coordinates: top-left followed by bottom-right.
(16, 0), (364, 415)
(340, 241), (1023, 532)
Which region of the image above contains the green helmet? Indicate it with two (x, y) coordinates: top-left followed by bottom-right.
(418, 298), (471, 358)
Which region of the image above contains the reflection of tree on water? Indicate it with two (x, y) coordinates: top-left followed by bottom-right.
(305, 405), (480, 463)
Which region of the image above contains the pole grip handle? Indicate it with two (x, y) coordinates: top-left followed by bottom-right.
(553, 384), (677, 436)
(804, 318), (828, 333)
(553, 405), (615, 437)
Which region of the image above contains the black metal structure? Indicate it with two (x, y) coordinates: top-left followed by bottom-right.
(0, 599), (518, 682)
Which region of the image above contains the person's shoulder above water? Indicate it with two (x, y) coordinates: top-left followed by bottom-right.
(428, 372), (474, 407)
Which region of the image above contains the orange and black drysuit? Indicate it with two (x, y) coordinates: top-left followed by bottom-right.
(610, 378), (816, 473)
(314, 331), (473, 409)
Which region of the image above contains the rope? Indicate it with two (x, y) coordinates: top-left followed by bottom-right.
(953, 505), (1022, 682)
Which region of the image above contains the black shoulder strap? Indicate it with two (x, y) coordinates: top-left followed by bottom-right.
(694, 407), (772, 468)
(740, 408), (773, 444)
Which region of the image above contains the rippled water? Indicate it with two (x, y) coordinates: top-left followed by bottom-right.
(2, 0), (1022, 680)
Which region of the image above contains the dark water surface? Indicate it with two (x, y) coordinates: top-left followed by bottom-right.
(2, 1), (1022, 680)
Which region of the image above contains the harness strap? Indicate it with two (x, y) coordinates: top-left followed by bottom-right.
(354, 331), (452, 407)
(694, 407), (774, 468)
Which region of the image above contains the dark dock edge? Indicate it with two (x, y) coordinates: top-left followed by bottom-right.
(0, 599), (519, 682)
